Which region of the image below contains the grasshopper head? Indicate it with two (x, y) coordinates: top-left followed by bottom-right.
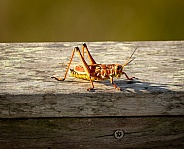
(114, 64), (123, 78)
(116, 47), (137, 78)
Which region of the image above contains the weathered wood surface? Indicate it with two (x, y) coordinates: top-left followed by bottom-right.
(0, 41), (184, 118)
(0, 117), (184, 149)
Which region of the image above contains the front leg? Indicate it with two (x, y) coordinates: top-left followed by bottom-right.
(122, 72), (135, 80)
(110, 76), (122, 91)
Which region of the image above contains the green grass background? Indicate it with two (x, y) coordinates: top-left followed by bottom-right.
(0, 0), (184, 42)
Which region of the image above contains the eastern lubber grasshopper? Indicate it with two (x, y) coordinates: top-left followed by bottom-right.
(51, 43), (137, 91)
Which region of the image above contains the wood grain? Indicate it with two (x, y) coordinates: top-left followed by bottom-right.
(0, 117), (184, 149)
(0, 92), (183, 118)
(0, 41), (184, 118)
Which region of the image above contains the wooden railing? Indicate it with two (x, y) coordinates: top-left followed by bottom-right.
(0, 41), (184, 148)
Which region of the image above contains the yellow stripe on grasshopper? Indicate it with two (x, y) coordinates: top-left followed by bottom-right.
(70, 69), (91, 81)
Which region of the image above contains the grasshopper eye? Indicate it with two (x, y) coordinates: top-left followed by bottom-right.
(117, 65), (122, 70)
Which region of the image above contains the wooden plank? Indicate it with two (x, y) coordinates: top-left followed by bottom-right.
(0, 41), (184, 118)
(0, 117), (184, 149)
(0, 92), (183, 118)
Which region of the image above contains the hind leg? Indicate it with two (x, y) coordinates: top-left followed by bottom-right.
(51, 47), (76, 81)
(82, 43), (96, 65)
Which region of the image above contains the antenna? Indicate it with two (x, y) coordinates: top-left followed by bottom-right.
(122, 47), (137, 67)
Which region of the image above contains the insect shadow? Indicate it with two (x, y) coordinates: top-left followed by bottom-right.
(53, 76), (176, 93)
(100, 78), (174, 93)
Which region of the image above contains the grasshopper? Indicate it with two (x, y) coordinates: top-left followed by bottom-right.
(51, 43), (137, 91)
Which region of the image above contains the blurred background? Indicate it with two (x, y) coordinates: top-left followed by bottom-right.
(0, 0), (184, 42)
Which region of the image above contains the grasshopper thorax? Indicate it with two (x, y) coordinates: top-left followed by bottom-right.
(98, 64), (123, 79)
